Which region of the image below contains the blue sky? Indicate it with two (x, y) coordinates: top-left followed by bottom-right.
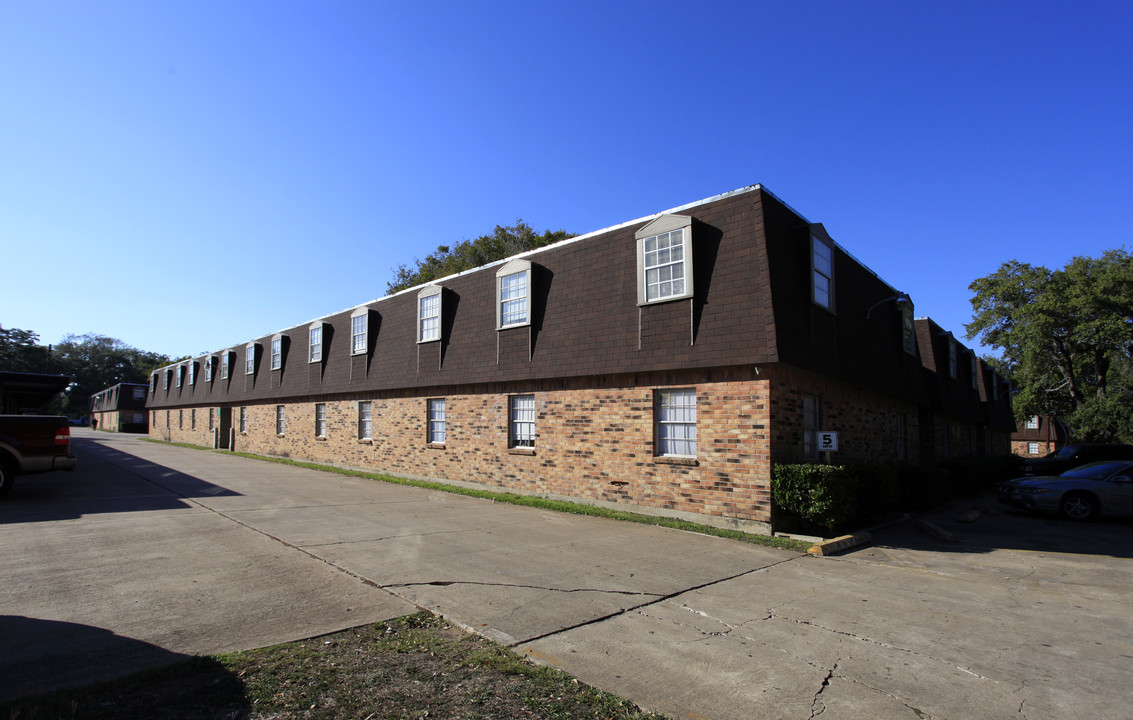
(2, 1), (1131, 361)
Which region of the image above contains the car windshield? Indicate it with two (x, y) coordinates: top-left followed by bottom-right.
(1048, 446), (1081, 459)
(1059, 462), (1130, 480)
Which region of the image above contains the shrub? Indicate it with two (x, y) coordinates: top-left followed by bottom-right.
(771, 464), (860, 534)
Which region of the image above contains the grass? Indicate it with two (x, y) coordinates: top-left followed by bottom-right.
(1, 613), (665, 720)
(143, 437), (812, 553)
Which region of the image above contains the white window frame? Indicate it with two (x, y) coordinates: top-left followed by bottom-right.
(496, 260), (532, 329)
(427, 398), (446, 444)
(636, 214), (693, 305)
(205, 356), (214, 382)
(812, 234), (834, 311)
(1028, 441), (1040, 455)
(315, 403), (327, 437)
(275, 405), (285, 435)
(239, 406), (247, 433)
(309, 322), (323, 364)
(163, 369), (171, 390)
(270, 335), (283, 371)
(175, 366), (183, 388)
(245, 343), (256, 375)
(191, 408), (196, 430)
(358, 401), (372, 440)
(351, 309), (368, 355)
(187, 362), (196, 386)
(221, 352), (230, 380)
(418, 285), (442, 342)
(655, 388), (697, 457)
(1025, 416), (1040, 430)
(509, 395), (535, 448)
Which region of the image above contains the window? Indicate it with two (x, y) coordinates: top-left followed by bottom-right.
(221, 353), (230, 380)
(1026, 416), (1039, 430)
(188, 363), (196, 386)
(239, 407), (247, 433)
(901, 303), (916, 356)
(151, 373), (158, 394)
(315, 403), (327, 437)
(133, 386), (146, 401)
(636, 214), (693, 305)
(1028, 441), (1040, 455)
(897, 413), (907, 462)
(970, 354), (978, 390)
(948, 340), (957, 379)
(358, 401), (372, 440)
(309, 323), (323, 363)
(205, 357), (214, 382)
(175, 366), (182, 388)
(271, 336), (282, 370)
(276, 405), (285, 435)
(209, 409), (215, 432)
(178, 409), (183, 429)
(351, 309), (368, 355)
(509, 395), (535, 448)
(812, 235), (834, 310)
(164, 369), (171, 390)
(428, 398), (446, 444)
(803, 394), (820, 461)
(191, 409), (196, 430)
(656, 388), (697, 457)
(496, 260), (532, 329)
(418, 286), (442, 342)
(245, 344), (256, 375)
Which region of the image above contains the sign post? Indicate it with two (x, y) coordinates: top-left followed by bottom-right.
(817, 431), (838, 465)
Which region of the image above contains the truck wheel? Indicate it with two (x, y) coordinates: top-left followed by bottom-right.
(0, 457), (15, 498)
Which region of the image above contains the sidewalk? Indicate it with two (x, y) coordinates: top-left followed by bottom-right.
(4, 429), (1130, 718)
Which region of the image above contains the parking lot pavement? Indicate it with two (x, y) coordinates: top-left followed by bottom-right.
(4, 430), (1133, 719)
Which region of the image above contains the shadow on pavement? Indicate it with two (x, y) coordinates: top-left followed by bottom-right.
(0, 436), (241, 524)
(866, 491), (1133, 559)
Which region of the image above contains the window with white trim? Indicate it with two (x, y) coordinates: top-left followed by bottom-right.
(205, 357), (214, 382)
(175, 366), (183, 388)
(221, 353), (230, 380)
(271, 336), (282, 370)
(1028, 441), (1039, 455)
(418, 286), (442, 342)
(812, 235), (834, 310)
(151, 373), (158, 394)
(164, 369), (171, 390)
(358, 401), (372, 440)
(315, 403), (327, 437)
(188, 362), (196, 386)
(245, 344), (256, 375)
(428, 398), (446, 444)
(309, 323), (323, 363)
(636, 214), (693, 305)
(191, 408), (196, 430)
(655, 388), (697, 457)
(496, 260), (532, 329)
(1025, 416), (1039, 430)
(239, 406), (247, 433)
(275, 405), (285, 435)
(509, 395), (535, 448)
(351, 309), (368, 355)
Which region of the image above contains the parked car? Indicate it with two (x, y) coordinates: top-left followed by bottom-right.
(997, 461), (1133, 520)
(0, 415), (79, 497)
(1021, 444), (1133, 476)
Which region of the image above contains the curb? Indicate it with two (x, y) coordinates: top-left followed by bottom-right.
(807, 532), (872, 557)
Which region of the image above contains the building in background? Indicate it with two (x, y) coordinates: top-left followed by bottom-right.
(1011, 414), (1068, 458)
(144, 185), (1014, 533)
(90, 383), (149, 432)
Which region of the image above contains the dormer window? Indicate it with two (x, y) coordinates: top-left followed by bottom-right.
(496, 259), (532, 329)
(418, 285), (442, 342)
(245, 343), (256, 375)
(309, 322), (323, 363)
(351, 308), (368, 355)
(221, 352), (230, 380)
(270, 334), (284, 371)
(187, 362), (196, 386)
(969, 353), (978, 391)
(812, 235), (834, 310)
(205, 356), (214, 382)
(948, 340), (957, 379)
(901, 303), (915, 355)
(636, 214), (693, 305)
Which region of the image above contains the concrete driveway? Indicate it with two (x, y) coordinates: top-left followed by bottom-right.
(3, 429), (1132, 719)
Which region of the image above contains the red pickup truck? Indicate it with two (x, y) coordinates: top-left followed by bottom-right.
(0, 415), (78, 497)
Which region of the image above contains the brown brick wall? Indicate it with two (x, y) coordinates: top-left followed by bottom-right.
(151, 370), (774, 532)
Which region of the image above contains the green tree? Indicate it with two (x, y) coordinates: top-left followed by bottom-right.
(0, 325), (50, 373)
(966, 249), (1133, 442)
(46, 334), (175, 417)
(387, 220), (575, 294)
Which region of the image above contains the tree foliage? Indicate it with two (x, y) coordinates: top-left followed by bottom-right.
(1, 326), (175, 417)
(387, 220), (575, 294)
(965, 249), (1133, 442)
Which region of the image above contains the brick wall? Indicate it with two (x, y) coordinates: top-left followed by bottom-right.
(151, 369), (774, 532)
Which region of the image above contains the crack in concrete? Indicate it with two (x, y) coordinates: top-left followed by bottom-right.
(384, 579), (661, 598)
(809, 660), (837, 718)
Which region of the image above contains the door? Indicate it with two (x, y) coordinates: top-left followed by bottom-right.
(217, 407), (232, 450)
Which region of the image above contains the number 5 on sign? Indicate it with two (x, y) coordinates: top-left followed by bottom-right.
(817, 431), (838, 452)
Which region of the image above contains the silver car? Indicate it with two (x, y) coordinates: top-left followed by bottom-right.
(997, 461), (1133, 520)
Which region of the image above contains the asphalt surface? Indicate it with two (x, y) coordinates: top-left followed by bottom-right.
(3, 428), (1132, 719)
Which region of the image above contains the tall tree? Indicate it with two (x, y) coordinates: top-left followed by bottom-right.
(387, 220), (575, 294)
(0, 325), (49, 373)
(966, 249), (1133, 442)
(47, 334), (175, 417)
